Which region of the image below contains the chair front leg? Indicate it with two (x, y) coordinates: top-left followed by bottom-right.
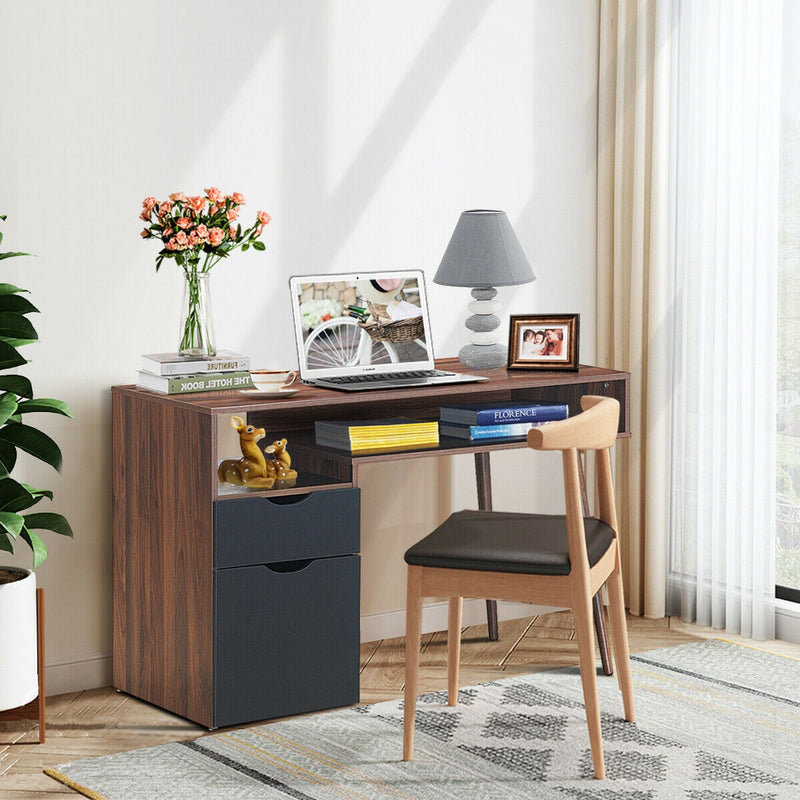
(447, 596), (462, 706)
(606, 557), (635, 722)
(403, 566), (424, 761)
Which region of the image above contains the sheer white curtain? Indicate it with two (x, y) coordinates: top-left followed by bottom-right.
(668, 0), (782, 639)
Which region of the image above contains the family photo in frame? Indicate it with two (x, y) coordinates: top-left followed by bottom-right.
(507, 314), (580, 371)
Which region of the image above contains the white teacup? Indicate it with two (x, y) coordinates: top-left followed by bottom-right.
(249, 369), (298, 393)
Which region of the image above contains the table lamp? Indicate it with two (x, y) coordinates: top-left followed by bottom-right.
(434, 209), (535, 369)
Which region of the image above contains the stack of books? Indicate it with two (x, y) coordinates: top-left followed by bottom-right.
(439, 402), (569, 440)
(315, 418), (439, 453)
(137, 351), (254, 394)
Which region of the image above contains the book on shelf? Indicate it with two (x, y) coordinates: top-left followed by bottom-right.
(140, 350), (251, 376)
(315, 418), (439, 452)
(439, 420), (552, 441)
(438, 402), (569, 426)
(137, 370), (254, 395)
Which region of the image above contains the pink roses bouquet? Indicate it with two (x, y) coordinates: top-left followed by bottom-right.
(139, 188), (271, 356)
(139, 187), (270, 273)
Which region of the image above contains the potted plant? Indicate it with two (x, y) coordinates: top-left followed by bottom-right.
(0, 215), (72, 713)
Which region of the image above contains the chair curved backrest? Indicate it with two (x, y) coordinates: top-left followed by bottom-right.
(528, 395), (620, 581)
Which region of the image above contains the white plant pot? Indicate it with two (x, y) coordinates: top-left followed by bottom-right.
(0, 567), (38, 712)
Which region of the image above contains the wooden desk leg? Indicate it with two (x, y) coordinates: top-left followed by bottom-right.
(474, 452), (499, 641)
(578, 451), (613, 676)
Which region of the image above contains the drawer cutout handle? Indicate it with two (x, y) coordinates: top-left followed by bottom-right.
(264, 493), (312, 507)
(265, 559), (313, 574)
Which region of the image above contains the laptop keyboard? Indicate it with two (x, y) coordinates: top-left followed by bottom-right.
(323, 369), (455, 385)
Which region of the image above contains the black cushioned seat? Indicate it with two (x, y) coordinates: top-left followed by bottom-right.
(404, 509), (615, 576)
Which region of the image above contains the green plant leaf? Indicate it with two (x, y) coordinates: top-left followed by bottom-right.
(16, 398), (73, 417)
(0, 439), (15, 476)
(0, 283), (27, 295)
(0, 533), (13, 554)
(0, 340), (27, 370)
(0, 477), (38, 512)
(0, 423), (62, 470)
(0, 294), (38, 315)
(0, 375), (33, 398)
(0, 510), (24, 538)
(20, 527), (48, 569)
(0, 252), (30, 261)
(24, 512), (73, 538)
(0, 312), (38, 341)
(252, 241), (266, 251)
(21, 484), (53, 502)
(0, 392), (18, 425)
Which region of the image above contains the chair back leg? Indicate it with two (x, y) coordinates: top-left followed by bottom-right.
(403, 566), (424, 761)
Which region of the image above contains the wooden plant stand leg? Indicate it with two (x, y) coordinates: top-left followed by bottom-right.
(0, 587), (45, 742)
(578, 451), (613, 676)
(474, 451), (499, 641)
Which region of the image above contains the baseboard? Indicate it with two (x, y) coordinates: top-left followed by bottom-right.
(360, 600), (560, 643)
(44, 652), (112, 696)
(776, 599), (800, 644)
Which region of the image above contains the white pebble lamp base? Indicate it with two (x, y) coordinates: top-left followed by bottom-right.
(458, 287), (507, 370)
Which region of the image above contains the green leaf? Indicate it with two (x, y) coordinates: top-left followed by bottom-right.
(0, 392), (18, 425)
(0, 375), (33, 398)
(0, 533), (13, 554)
(0, 340), (27, 370)
(20, 527), (48, 569)
(0, 294), (38, 315)
(0, 283), (27, 295)
(242, 243), (250, 252)
(0, 477), (38, 513)
(0, 423), (62, 470)
(16, 398), (73, 417)
(24, 512), (72, 538)
(0, 312), (38, 341)
(0, 511), (24, 538)
(0, 252), (30, 261)
(0, 439), (16, 476)
(252, 241), (266, 251)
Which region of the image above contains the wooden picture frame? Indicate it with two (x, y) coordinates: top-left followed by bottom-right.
(507, 314), (580, 371)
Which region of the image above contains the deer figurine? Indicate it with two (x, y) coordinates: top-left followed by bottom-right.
(263, 438), (298, 482)
(217, 416), (276, 489)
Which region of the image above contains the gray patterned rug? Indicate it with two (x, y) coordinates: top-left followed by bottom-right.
(46, 639), (799, 799)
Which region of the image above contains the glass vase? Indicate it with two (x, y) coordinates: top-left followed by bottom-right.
(179, 270), (216, 357)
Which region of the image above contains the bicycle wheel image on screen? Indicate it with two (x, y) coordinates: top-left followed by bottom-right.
(304, 317), (399, 368)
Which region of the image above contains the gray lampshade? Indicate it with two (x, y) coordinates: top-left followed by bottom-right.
(434, 209), (535, 287)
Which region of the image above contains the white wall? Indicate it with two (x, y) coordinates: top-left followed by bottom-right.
(0, 0), (599, 693)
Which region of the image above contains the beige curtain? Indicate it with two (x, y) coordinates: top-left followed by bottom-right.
(597, 0), (672, 617)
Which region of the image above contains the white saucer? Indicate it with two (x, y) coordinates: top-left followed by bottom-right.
(239, 387), (300, 397)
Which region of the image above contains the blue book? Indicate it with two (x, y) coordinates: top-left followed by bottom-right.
(439, 420), (552, 440)
(439, 402), (569, 426)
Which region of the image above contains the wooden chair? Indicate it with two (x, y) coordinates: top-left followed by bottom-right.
(402, 396), (634, 779)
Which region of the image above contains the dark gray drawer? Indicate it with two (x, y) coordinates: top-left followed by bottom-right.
(214, 488), (360, 568)
(214, 555), (360, 727)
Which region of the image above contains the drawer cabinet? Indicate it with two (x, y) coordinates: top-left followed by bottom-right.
(212, 488), (360, 727)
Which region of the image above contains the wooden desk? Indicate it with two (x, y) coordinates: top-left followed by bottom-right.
(112, 360), (630, 727)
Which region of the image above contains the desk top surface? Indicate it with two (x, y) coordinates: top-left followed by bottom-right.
(114, 359), (630, 417)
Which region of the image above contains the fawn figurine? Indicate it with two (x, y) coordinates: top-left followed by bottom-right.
(263, 438), (298, 482)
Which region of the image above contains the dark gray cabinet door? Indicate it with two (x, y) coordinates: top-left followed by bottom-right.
(214, 555), (360, 728)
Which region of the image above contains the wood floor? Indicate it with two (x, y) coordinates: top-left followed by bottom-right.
(2, 611), (798, 798)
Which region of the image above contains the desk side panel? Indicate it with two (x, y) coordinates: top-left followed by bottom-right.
(112, 390), (214, 727)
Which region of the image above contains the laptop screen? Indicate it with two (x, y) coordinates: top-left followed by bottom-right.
(289, 270), (434, 380)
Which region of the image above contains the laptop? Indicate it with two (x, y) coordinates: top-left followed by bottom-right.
(289, 270), (488, 392)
